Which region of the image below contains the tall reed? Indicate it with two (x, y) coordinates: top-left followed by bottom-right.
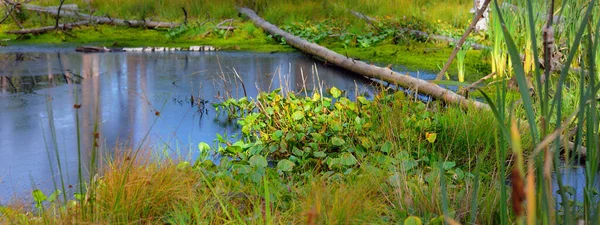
(480, 0), (600, 224)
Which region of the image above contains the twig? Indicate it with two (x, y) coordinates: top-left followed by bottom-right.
(223, 19), (234, 39)
(434, 0), (491, 80)
(351, 11), (381, 32)
(457, 71), (496, 95)
(0, 1), (15, 24)
(54, 0), (65, 29)
(6, 1), (23, 29)
(181, 7), (187, 25)
(232, 68), (247, 97)
(215, 18), (233, 27)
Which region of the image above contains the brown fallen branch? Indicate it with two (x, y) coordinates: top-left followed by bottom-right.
(238, 6), (488, 110)
(6, 20), (88, 34)
(457, 71), (496, 96)
(215, 19), (234, 27)
(435, 0), (492, 80)
(216, 26), (235, 31)
(0, 1), (15, 24)
(15, 3), (180, 29)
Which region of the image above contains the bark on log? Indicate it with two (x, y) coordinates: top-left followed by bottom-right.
(20, 3), (180, 29)
(6, 21), (88, 34)
(237, 7), (488, 110)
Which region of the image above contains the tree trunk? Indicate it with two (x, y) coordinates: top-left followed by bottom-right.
(237, 7), (489, 110)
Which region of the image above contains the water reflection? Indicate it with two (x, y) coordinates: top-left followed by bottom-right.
(0, 49), (378, 202)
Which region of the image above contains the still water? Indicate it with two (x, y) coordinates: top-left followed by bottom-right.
(0, 47), (385, 202)
(0, 46), (594, 208)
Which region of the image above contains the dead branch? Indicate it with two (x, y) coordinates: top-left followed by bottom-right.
(6, 20), (88, 34)
(9, 3), (180, 29)
(54, 0), (65, 28)
(435, 0), (491, 80)
(458, 71), (496, 95)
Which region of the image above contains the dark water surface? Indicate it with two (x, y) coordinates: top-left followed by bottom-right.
(0, 46), (595, 208)
(0, 46), (384, 202)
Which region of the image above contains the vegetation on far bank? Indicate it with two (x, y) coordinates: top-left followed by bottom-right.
(0, 0), (489, 81)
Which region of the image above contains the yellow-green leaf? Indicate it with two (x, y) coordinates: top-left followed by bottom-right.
(426, 132), (437, 144)
(404, 216), (422, 225)
(330, 87), (342, 98)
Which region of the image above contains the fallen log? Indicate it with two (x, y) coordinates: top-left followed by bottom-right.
(18, 3), (180, 29)
(6, 21), (88, 34)
(237, 7), (488, 110)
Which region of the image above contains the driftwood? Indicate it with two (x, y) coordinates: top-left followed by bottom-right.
(237, 7), (488, 110)
(6, 20), (88, 34)
(15, 3), (180, 29)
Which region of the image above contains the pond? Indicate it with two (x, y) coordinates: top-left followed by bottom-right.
(0, 46), (594, 208)
(0, 46), (406, 203)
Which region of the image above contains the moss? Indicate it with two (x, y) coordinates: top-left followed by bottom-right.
(329, 42), (491, 82)
(3, 24), (292, 52)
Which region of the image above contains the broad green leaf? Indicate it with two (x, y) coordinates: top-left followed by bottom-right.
(225, 145), (243, 154)
(312, 92), (321, 101)
(330, 87), (342, 98)
(249, 155), (268, 168)
(357, 96), (369, 105)
(32, 189), (47, 203)
(277, 159), (295, 172)
(313, 151), (326, 158)
(380, 141), (392, 153)
(47, 190), (61, 203)
(443, 161), (456, 170)
(339, 153), (357, 166)
(292, 111), (305, 120)
(198, 142), (210, 152)
(401, 159), (418, 172)
(404, 216), (422, 225)
(272, 130), (284, 140)
(331, 137), (346, 146)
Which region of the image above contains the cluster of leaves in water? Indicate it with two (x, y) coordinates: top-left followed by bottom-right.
(198, 88), (477, 223)
(212, 87), (384, 173)
(207, 88), (471, 182)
